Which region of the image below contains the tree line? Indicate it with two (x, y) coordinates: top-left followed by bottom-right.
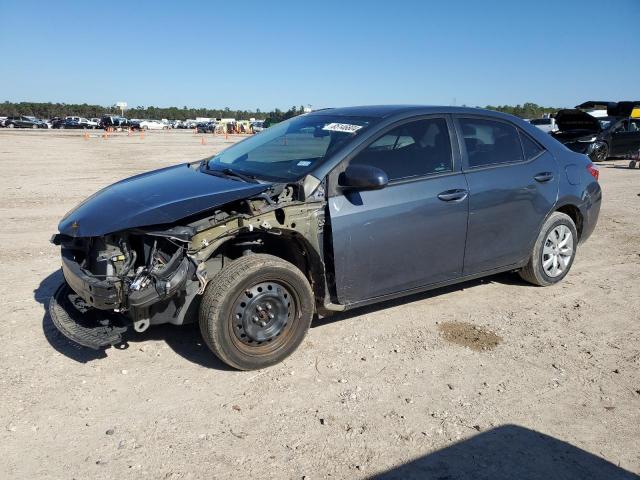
(484, 102), (561, 119)
(1, 101), (560, 122)
(0, 101), (308, 123)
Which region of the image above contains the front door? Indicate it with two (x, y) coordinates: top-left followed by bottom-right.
(328, 116), (469, 304)
(455, 116), (559, 275)
(610, 119), (640, 156)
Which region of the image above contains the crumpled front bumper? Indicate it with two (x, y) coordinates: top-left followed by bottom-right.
(49, 283), (129, 349)
(61, 248), (122, 310)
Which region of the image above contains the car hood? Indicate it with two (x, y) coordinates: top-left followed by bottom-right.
(58, 163), (270, 237)
(575, 100), (639, 117)
(555, 109), (602, 133)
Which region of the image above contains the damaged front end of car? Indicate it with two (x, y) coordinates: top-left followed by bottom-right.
(50, 174), (330, 350)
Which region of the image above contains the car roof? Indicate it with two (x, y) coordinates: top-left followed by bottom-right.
(309, 104), (518, 120)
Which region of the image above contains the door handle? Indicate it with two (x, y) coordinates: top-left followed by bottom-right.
(534, 172), (554, 182)
(437, 189), (468, 202)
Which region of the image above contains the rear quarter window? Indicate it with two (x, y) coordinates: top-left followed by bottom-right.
(519, 130), (545, 160)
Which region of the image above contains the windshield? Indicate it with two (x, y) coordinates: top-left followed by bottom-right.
(206, 114), (376, 181)
(598, 118), (614, 129)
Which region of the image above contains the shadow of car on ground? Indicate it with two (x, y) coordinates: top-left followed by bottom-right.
(370, 424), (638, 480)
(35, 269), (527, 369)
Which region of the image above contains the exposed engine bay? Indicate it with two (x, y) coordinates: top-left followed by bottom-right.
(51, 181), (329, 341)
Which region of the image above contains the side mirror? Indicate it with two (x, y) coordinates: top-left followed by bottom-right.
(338, 164), (388, 191)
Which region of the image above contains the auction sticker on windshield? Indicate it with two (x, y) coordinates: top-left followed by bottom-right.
(322, 123), (363, 133)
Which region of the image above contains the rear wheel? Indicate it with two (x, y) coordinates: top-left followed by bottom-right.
(8, 123), (14, 128)
(519, 212), (578, 286)
(630, 160), (637, 169)
(199, 254), (314, 370)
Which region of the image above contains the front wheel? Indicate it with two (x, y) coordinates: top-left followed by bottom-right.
(590, 142), (609, 162)
(519, 212), (578, 286)
(199, 254), (314, 370)
(8, 123), (14, 128)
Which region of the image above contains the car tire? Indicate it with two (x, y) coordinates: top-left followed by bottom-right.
(8, 123), (15, 128)
(519, 212), (578, 287)
(199, 254), (314, 370)
(630, 160), (637, 169)
(590, 142), (609, 162)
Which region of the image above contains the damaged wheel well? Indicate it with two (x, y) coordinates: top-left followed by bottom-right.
(209, 232), (327, 310)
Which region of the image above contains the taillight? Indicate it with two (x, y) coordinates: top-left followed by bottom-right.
(587, 163), (599, 181)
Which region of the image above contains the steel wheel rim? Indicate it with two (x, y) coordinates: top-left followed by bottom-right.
(231, 280), (296, 352)
(542, 225), (573, 278)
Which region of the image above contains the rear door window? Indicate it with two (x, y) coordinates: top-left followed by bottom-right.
(458, 118), (524, 168)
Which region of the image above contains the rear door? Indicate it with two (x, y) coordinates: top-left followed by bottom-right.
(455, 116), (559, 275)
(328, 116), (469, 304)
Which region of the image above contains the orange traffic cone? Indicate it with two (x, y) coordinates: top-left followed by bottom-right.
(140, 130), (145, 140)
(201, 136), (206, 145)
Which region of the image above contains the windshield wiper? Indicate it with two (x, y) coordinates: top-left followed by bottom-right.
(204, 164), (258, 183)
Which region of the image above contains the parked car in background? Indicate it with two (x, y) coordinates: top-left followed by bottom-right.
(50, 117), (65, 129)
(50, 105), (601, 370)
(530, 117), (558, 133)
(251, 120), (265, 133)
(100, 115), (130, 130)
(4, 116), (47, 128)
(196, 121), (217, 133)
(139, 119), (169, 130)
(551, 101), (640, 161)
(65, 116), (98, 129)
(54, 118), (87, 129)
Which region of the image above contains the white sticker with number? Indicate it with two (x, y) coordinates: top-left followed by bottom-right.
(322, 123), (363, 133)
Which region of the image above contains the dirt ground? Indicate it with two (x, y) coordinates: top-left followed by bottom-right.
(1, 129), (638, 479)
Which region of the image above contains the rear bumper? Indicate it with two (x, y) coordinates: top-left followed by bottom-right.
(61, 249), (121, 310)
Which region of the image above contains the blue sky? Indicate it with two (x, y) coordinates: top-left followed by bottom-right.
(1, 0), (638, 110)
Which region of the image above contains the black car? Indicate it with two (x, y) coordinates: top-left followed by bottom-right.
(552, 101), (640, 161)
(196, 121), (216, 133)
(4, 116), (47, 129)
(50, 117), (65, 129)
(128, 120), (142, 131)
(52, 118), (85, 129)
(100, 115), (130, 130)
(50, 105), (601, 370)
